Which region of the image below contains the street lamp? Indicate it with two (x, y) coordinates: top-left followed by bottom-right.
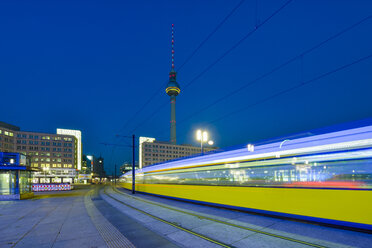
(42, 167), (49, 183)
(196, 129), (214, 155)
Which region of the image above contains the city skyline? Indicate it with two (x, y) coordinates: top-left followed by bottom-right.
(1, 0), (372, 175)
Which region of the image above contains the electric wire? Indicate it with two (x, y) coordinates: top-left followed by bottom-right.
(124, 0), (293, 135)
(206, 52), (372, 126)
(177, 0), (246, 72)
(182, 0), (293, 91)
(115, 0), (246, 137)
(150, 14), (372, 137)
(172, 14), (372, 128)
(116, 82), (167, 136)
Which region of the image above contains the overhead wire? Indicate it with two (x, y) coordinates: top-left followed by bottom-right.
(206, 52), (372, 126)
(115, 0), (246, 137)
(177, 0), (246, 72)
(182, 0), (293, 91)
(125, 0), (293, 135)
(172, 14), (372, 127)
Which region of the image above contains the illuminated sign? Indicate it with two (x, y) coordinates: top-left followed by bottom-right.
(78, 174), (92, 180)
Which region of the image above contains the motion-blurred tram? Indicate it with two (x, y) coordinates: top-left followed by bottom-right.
(120, 125), (372, 231)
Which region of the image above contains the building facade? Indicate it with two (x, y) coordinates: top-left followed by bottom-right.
(0, 122), (81, 184)
(0, 122), (19, 152)
(86, 155), (106, 180)
(139, 137), (216, 168)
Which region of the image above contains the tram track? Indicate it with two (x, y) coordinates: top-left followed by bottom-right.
(104, 186), (330, 248)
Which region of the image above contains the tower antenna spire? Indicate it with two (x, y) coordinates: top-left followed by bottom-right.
(166, 23), (180, 144)
(171, 23), (175, 70)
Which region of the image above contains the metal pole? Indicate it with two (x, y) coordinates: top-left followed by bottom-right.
(114, 164), (117, 186)
(132, 134), (135, 194)
(201, 140), (203, 155)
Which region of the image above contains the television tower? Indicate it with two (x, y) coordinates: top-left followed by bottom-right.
(165, 24), (180, 144)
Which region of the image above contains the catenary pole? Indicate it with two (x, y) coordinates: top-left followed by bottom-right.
(132, 134), (135, 194)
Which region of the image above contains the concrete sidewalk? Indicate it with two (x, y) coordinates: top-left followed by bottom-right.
(0, 187), (107, 248)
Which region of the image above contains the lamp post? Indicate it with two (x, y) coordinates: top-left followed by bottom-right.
(42, 167), (49, 183)
(86, 155), (94, 183)
(196, 130), (214, 155)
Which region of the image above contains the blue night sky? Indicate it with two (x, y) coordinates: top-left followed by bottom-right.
(1, 0), (371, 175)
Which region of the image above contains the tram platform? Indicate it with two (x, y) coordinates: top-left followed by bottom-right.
(0, 184), (371, 248)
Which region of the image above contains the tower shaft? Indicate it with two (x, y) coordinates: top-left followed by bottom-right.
(170, 95), (176, 144)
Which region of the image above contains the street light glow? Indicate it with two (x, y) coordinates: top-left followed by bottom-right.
(87, 155), (93, 160)
(247, 144), (254, 152)
(196, 130), (202, 141)
(195, 129), (214, 155)
(203, 131), (208, 142)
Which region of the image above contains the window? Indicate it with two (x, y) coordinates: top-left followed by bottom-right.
(29, 135), (33, 139)
(34, 135), (39, 139)
(29, 141), (33, 145)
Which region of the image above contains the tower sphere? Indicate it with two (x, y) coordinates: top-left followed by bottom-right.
(166, 70), (180, 96)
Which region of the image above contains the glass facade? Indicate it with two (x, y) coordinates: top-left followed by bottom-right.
(0, 170), (32, 195)
(0, 171), (16, 195)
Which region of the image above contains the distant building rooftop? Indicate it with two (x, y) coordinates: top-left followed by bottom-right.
(0, 121), (20, 131)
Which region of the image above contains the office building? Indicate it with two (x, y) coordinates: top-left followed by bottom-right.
(0, 121), (19, 152)
(86, 155), (106, 179)
(139, 137), (216, 168)
(0, 122), (81, 184)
